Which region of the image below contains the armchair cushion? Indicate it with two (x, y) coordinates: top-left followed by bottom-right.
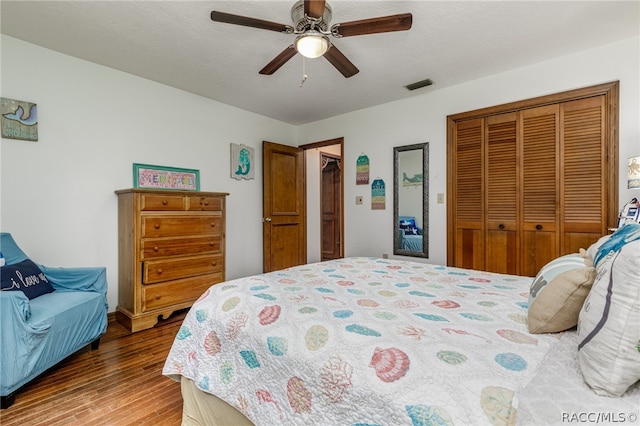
(1, 259), (55, 299)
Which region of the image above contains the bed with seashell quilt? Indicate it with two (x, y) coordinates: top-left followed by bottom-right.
(163, 254), (640, 426)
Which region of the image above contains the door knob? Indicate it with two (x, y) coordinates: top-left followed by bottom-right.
(264, 217), (272, 222)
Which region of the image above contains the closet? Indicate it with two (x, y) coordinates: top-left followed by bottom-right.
(447, 82), (618, 276)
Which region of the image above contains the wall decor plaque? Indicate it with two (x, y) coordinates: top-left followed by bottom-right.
(230, 143), (255, 180)
(133, 163), (200, 191)
(1, 97), (38, 141)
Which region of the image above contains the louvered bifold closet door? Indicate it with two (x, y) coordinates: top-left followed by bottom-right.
(452, 118), (485, 270)
(520, 105), (560, 277)
(561, 96), (606, 253)
(485, 113), (519, 274)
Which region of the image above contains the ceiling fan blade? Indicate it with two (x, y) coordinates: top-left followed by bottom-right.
(259, 46), (298, 75)
(304, 0), (326, 20)
(324, 45), (359, 78)
(211, 11), (293, 33)
(332, 13), (412, 37)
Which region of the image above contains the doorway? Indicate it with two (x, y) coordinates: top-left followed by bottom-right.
(321, 153), (342, 260)
(301, 138), (344, 262)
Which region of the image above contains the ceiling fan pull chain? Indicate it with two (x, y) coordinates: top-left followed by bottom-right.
(300, 56), (308, 88)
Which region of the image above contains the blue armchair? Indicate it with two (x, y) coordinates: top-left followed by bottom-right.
(0, 232), (108, 408)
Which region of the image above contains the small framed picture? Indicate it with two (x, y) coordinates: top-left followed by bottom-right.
(133, 163), (200, 191)
(1, 97), (38, 141)
(230, 143), (255, 180)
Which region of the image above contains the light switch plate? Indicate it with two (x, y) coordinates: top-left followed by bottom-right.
(437, 193), (445, 204)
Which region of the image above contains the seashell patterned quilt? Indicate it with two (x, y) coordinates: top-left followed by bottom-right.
(163, 257), (560, 425)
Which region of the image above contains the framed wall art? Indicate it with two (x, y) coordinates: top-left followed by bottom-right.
(230, 143), (255, 180)
(133, 163), (200, 191)
(1, 97), (38, 141)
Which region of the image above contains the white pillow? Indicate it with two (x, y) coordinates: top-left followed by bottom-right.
(586, 234), (609, 264)
(577, 239), (640, 397)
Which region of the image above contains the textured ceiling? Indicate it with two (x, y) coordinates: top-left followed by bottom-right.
(1, 1), (638, 125)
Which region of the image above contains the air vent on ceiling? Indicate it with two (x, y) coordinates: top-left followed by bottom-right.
(405, 78), (433, 91)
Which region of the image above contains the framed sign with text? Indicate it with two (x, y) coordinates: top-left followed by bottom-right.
(133, 163), (200, 191)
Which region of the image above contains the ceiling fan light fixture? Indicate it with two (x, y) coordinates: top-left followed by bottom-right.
(295, 31), (330, 58)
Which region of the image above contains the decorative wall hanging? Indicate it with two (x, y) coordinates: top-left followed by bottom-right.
(371, 178), (386, 210)
(1, 97), (38, 141)
(133, 163), (200, 191)
(356, 153), (369, 185)
(230, 143), (255, 180)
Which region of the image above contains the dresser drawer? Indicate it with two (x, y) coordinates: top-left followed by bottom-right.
(188, 196), (223, 211)
(142, 214), (221, 237)
(141, 236), (222, 259)
(143, 254), (223, 284)
(140, 194), (185, 211)
(142, 272), (224, 311)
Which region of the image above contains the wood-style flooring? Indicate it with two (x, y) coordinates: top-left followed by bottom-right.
(0, 312), (186, 426)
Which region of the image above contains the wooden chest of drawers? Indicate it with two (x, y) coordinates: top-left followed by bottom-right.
(115, 189), (228, 332)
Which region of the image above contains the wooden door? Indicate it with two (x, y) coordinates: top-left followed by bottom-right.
(485, 113), (519, 274)
(560, 96), (607, 253)
(263, 141), (306, 272)
(448, 82), (618, 275)
(321, 154), (342, 260)
(520, 104), (559, 277)
(449, 118), (485, 270)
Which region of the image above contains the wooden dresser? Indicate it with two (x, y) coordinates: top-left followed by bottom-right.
(115, 188), (228, 332)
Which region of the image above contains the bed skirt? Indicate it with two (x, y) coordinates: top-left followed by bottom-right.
(181, 377), (254, 426)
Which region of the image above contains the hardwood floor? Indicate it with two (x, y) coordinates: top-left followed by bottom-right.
(0, 312), (186, 426)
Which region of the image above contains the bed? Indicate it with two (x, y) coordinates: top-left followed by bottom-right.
(163, 244), (640, 425)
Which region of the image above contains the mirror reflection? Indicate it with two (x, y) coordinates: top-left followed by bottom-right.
(394, 143), (429, 258)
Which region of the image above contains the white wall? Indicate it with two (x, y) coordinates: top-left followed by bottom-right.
(1, 35), (296, 312)
(2, 35), (638, 312)
(297, 36), (640, 266)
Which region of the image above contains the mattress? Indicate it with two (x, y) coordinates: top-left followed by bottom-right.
(517, 330), (639, 425)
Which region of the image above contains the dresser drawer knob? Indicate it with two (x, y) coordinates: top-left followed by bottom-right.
(211, 262), (217, 267)
(162, 200), (168, 206)
(211, 223), (216, 228)
(153, 246), (159, 252)
(154, 224), (161, 229)
(201, 199), (209, 206)
(156, 268), (163, 275)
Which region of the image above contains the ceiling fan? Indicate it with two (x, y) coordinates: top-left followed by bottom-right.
(211, 0), (412, 78)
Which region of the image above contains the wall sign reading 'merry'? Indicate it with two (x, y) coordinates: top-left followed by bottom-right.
(133, 163), (200, 191)
(371, 178), (386, 210)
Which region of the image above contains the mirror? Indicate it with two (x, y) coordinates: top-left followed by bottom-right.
(394, 143), (429, 258)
